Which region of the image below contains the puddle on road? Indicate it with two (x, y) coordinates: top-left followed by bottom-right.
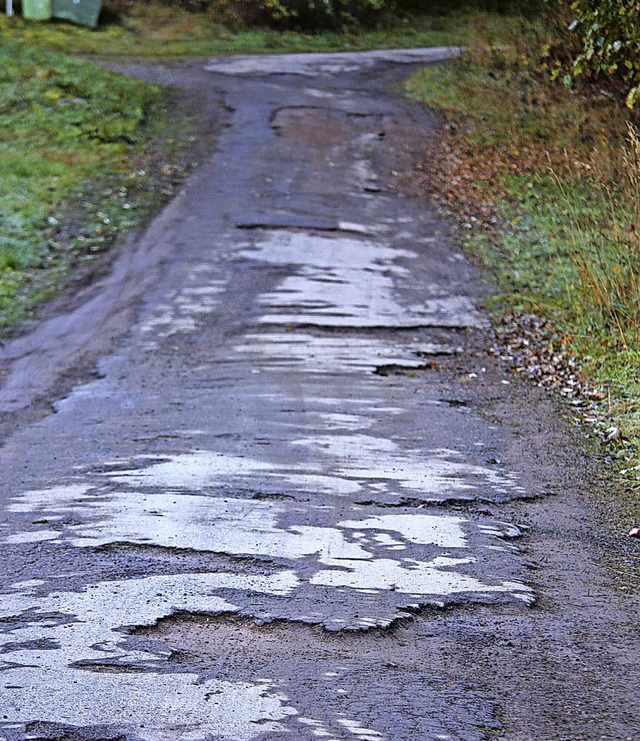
(232, 332), (455, 374)
(136, 273), (228, 348)
(97, 440), (522, 502)
(288, 436), (523, 500)
(6, 489), (472, 554)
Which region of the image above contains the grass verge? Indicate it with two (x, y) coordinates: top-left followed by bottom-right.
(0, 3), (484, 58)
(0, 39), (197, 335)
(405, 17), (640, 522)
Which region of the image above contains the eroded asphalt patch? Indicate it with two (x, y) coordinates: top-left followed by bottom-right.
(0, 49), (638, 741)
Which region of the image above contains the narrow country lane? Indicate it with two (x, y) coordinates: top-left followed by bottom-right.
(0, 50), (638, 741)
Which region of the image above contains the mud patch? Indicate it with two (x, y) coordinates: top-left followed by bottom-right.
(271, 107), (384, 147)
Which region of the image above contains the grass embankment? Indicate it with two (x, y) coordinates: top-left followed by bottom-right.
(0, 3), (459, 57)
(406, 19), (640, 517)
(0, 40), (194, 334)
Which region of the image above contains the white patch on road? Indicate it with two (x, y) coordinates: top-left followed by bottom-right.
(136, 277), (227, 347)
(240, 231), (482, 329)
(107, 451), (362, 495)
(2, 487), (532, 609)
(309, 555), (530, 601)
(337, 717), (385, 740)
(0, 670), (294, 741)
(232, 332), (454, 374)
(7, 483), (92, 511)
(99, 443), (521, 501)
(0, 573), (298, 739)
(4, 530), (61, 544)
(289, 436), (523, 498)
(314, 412), (376, 431)
(109, 450), (278, 488)
(339, 514), (467, 548)
(204, 48), (457, 78)
(2, 490), (420, 560)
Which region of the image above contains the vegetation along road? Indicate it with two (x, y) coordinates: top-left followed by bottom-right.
(1, 3), (639, 740)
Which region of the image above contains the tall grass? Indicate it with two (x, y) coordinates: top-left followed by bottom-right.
(406, 12), (640, 502)
(559, 125), (640, 351)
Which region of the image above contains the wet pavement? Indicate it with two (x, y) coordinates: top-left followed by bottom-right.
(0, 49), (638, 741)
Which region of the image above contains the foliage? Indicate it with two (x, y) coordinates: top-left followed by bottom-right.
(566, 0), (640, 108)
(406, 16), (640, 499)
(106, 0), (389, 29)
(204, 0), (389, 30)
(104, 0), (545, 30)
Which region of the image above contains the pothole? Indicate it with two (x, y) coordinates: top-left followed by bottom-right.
(373, 363), (439, 376)
(271, 107), (384, 146)
(136, 614), (502, 741)
(137, 612), (431, 673)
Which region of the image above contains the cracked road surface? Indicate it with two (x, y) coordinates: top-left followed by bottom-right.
(1, 49), (639, 741)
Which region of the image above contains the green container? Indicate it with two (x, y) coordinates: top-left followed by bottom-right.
(22, 0), (52, 20)
(51, 0), (103, 28)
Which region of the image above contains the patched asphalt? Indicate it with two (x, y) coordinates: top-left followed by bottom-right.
(0, 49), (638, 741)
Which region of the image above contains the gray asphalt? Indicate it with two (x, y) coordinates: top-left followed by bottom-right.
(0, 49), (638, 741)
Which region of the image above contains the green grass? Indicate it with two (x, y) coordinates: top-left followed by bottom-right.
(406, 26), (640, 511)
(405, 42), (627, 149)
(0, 7), (462, 58)
(1, 3), (535, 60)
(0, 39), (173, 332)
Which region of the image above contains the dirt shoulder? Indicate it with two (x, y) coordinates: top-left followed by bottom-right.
(380, 73), (640, 736)
(442, 343), (640, 738)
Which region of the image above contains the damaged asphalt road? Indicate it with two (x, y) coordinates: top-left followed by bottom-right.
(0, 49), (639, 740)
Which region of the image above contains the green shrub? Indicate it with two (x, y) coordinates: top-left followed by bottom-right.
(105, 0), (389, 28)
(213, 0), (389, 29)
(567, 0), (640, 108)
(105, 0), (544, 30)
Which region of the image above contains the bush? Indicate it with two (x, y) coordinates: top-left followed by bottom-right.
(104, 0), (389, 29)
(212, 0), (389, 29)
(567, 0), (640, 108)
(104, 0), (544, 29)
